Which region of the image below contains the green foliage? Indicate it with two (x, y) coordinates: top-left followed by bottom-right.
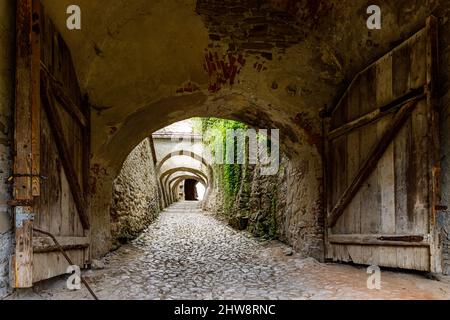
(194, 117), (247, 213)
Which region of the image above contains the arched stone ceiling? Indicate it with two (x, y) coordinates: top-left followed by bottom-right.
(167, 170), (206, 185)
(156, 150), (211, 172)
(170, 175), (206, 194)
(41, 0), (436, 173)
(161, 167), (209, 186)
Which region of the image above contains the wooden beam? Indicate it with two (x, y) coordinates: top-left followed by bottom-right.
(33, 236), (90, 248)
(33, 233), (90, 253)
(41, 64), (87, 127)
(14, 0), (33, 202)
(327, 98), (421, 228)
(13, 0), (35, 289)
(31, 0), (41, 197)
(34, 244), (89, 254)
(41, 75), (90, 229)
(328, 234), (430, 247)
(328, 90), (425, 140)
(12, 207), (34, 288)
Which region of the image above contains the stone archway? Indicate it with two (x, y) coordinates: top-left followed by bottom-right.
(169, 175), (206, 200)
(156, 150), (210, 172)
(162, 168), (210, 204)
(35, 0), (441, 264)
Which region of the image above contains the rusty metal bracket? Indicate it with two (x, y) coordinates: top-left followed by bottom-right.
(377, 235), (424, 242)
(15, 207), (35, 228)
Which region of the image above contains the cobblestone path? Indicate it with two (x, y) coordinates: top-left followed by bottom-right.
(9, 202), (450, 300)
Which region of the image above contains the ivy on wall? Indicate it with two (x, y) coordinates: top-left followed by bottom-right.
(195, 117), (281, 241)
(194, 117), (247, 214)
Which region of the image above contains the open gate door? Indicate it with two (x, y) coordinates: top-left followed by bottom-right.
(12, 0), (91, 288)
(325, 17), (441, 272)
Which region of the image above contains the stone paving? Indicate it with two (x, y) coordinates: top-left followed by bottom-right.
(8, 202), (450, 300)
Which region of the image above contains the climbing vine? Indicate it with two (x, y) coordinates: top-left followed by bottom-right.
(194, 117), (247, 214)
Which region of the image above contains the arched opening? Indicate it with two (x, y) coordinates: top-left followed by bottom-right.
(4, 0), (449, 300)
(184, 179), (198, 201)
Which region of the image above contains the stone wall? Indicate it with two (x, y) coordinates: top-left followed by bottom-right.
(206, 153), (324, 261)
(110, 138), (161, 247)
(0, 0), (15, 298)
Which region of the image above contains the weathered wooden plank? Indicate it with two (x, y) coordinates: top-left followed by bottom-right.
(328, 89), (424, 140)
(394, 117), (410, 234)
(376, 51), (395, 231)
(41, 66), (87, 127)
(376, 53), (395, 232)
(377, 116), (397, 266)
(360, 122), (380, 265)
(32, 250), (86, 283)
(393, 42), (411, 99)
(60, 169), (71, 236)
(375, 51), (396, 266)
(33, 236), (89, 249)
(328, 99), (420, 228)
(410, 30), (427, 90)
(31, 0), (41, 197)
(12, 207), (34, 288)
(34, 244), (89, 254)
(396, 247), (430, 271)
(47, 108), (62, 236)
(343, 78), (361, 236)
(345, 130), (361, 234)
(328, 245), (430, 271)
(410, 100), (429, 235)
(359, 65), (377, 116)
(38, 110), (51, 232)
(330, 135), (347, 233)
(13, 0), (35, 289)
(14, 0), (33, 201)
(41, 76), (90, 230)
(346, 76), (361, 123)
(426, 16), (441, 273)
(375, 52), (393, 107)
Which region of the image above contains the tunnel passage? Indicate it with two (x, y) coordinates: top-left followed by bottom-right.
(184, 179), (199, 201)
(4, 0), (450, 292)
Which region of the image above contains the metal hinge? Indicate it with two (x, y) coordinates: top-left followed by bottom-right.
(15, 207), (35, 228)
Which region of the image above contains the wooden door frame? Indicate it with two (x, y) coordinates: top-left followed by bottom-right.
(11, 0), (41, 288)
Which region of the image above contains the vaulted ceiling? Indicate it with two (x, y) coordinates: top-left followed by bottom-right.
(41, 0), (437, 170)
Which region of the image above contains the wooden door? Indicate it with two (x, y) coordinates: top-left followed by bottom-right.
(325, 17), (441, 272)
(12, 0), (91, 288)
